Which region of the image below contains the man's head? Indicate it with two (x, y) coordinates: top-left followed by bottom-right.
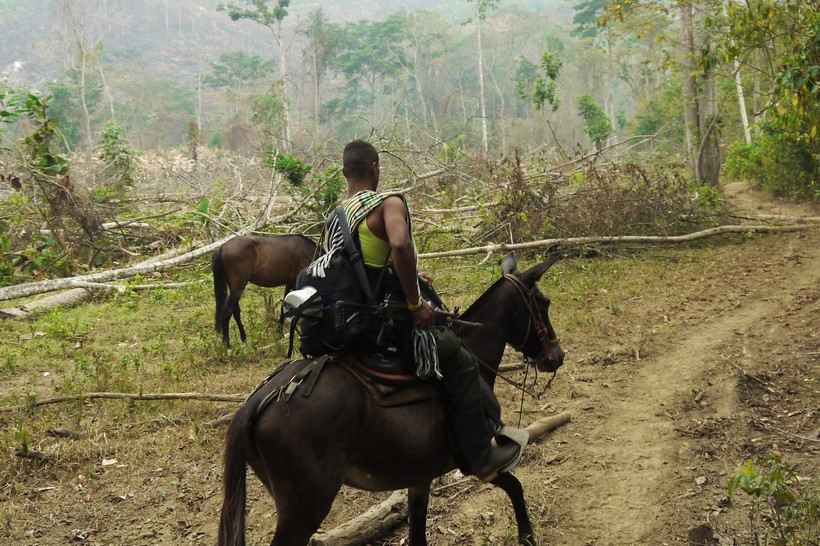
(342, 140), (379, 188)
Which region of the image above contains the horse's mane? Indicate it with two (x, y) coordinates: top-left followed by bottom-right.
(460, 277), (507, 322)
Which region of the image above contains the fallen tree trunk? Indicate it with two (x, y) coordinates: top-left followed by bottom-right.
(310, 491), (407, 546)
(0, 281), (203, 318)
(0, 288), (90, 318)
(525, 412), (572, 442)
(309, 412), (572, 546)
(418, 224), (813, 259)
(0, 236), (234, 302)
(0, 175), (290, 303)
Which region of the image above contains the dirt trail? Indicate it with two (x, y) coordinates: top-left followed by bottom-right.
(534, 183), (820, 545)
(554, 260), (817, 544)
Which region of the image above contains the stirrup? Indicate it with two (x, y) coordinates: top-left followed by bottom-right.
(482, 425), (529, 481)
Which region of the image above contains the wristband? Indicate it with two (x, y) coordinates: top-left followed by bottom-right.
(407, 296), (424, 312)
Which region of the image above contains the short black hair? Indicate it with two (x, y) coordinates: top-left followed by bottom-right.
(342, 140), (379, 179)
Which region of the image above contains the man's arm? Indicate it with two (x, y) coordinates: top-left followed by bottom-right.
(381, 196), (435, 327)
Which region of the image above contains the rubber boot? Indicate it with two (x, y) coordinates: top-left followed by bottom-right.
(433, 327), (522, 482)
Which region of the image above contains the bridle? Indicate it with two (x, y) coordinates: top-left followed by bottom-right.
(502, 273), (561, 367)
(471, 272), (563, 421)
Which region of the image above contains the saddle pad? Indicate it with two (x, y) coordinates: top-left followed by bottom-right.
(337, 357), (442, 407)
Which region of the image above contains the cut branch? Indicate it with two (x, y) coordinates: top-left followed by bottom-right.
(309, 490), (407, 546)
(524, 412), (572, 442)
(1, 391), (245, 412)
(0, 288), (90, 318)
(418, 224), (814, 259)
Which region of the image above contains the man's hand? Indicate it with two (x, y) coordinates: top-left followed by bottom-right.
(411, 300), (435, 328)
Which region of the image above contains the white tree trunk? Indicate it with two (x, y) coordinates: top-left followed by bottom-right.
(476, 10), (489, 156)
(418, 224), (812, 259)
(275, 19), (291, 151)
(734, 59), (751, 144)
(679, 2), (699, 178)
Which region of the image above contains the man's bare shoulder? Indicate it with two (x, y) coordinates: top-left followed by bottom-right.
(381, 194), (407, 210)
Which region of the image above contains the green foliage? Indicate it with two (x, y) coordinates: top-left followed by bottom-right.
(299, 7), (343, 89)
(43, 81), (84, 151)
(631, 78), (686, 152)
(725, 136), (818, 200)
(438, 135), (466, 162)
(4, 234), (70, 280)
(315, 167), (345, 213)
(334, 15), (411, 97)
(616, 109), (628, 131)
(463, 0), (499, 24)
(695, 184), (724, 211)
(12, 425), (30, 452)
(265, 151), (312, 186)
(572, 0), (607, 38)
(577, 93), (612, 147)
(251, 90), (286, 131)
(0, 234), (12, 287)
(20, 93), (69, 178)
(0, 87), (26, 148)
(218, 0), (290, 27)
(195, 198), (210, 224)
(117, 79), (195, 150)
(96, 122), (138, 188)
(708, 1), (818, 198)
(203, 51), (276, 93)
(729, 458), (819, 545)
(516, 50), (562, 112)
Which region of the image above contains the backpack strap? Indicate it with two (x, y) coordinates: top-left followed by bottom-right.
(336, 205), (375, 303)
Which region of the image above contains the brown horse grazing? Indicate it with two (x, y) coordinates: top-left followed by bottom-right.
(218, 252), (565, 546)
(212, 234), (318, 346)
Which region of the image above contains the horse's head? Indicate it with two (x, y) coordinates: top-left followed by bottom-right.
(498, 251), (565, 373)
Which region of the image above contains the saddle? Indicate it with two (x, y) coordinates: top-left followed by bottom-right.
(336, 352), (442, 407)
(249, 352), (442, 419)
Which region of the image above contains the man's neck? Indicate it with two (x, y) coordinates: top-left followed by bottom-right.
(346, 180), (376, 197)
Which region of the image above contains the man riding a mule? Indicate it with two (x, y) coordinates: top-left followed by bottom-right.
(316, 139), (524, 482)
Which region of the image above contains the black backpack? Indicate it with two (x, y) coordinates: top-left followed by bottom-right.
(286, 206), (382, 357)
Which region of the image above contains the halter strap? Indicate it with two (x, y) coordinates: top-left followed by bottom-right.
(502, 274), (560, 365)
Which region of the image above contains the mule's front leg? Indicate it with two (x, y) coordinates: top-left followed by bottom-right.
(490, 472), (535, 545)
(407, 484), (431, 546)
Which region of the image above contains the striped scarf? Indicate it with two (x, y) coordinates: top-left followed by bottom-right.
(305, 190), (440, 379)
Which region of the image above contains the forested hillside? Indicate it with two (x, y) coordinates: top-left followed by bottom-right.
(2, 1), (815, 180)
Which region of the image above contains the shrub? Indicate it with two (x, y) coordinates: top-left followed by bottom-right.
(96, 122), (138, 188)
(729, 458), (819, 546)
(265, 151), (312, 186)
(724, 135), (818, 200)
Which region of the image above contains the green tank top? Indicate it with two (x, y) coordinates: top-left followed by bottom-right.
(358, 219), (392, 268)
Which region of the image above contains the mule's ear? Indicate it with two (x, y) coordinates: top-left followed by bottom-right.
(518, 248), (561, 286)
(500, 251), (518, 275)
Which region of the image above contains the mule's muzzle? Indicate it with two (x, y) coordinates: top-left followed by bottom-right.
(535, 342), (565, 373)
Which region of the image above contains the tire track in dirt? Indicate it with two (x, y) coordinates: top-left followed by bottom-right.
(551, 231), (820, 545)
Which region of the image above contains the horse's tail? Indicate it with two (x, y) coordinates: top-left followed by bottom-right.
(218, 402), (254, 546)
(212, 247), (227, 333)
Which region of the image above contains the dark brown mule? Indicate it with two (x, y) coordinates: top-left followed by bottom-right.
(218, 252), (565, 546)
(212, 234), (317, 346)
